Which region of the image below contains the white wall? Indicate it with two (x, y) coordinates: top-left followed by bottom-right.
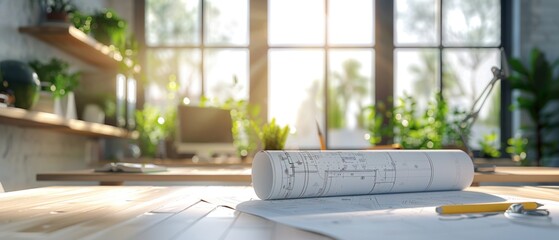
(0, 125), (95, 191)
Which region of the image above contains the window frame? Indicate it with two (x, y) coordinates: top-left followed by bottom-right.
(377, 0), (511, 155)
(136, 0), (512, 153)
(140, 0), (250, 107)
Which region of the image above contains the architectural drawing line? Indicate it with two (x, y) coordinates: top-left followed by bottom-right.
(423, 152), (435, 191)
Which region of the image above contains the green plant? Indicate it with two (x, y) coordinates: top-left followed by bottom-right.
(259, 118), (290, 150)
(71, 9), (138, 73)
(365, 101), (390, 146)
(135, 106), (176, 157)
(506, 136), (529, 166)
(391, 95), (418, 148)
(509, 48), (559, 166)
(28, 58), (80, 98)
(88, 9), (127, 49)
(196, 75), (263, 157)
(46, 0), (74, 14)
(222, 99), (261, 158)
(70, 11), (92, 34)
(478, 132), (501, 158)
(366, 93), (467, 150)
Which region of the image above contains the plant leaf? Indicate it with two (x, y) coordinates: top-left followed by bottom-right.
(509, 58), (530, 76)
(508, 75), (533, 92)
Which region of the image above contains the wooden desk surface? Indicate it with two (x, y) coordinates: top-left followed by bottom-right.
(38, 166), (559, 186)
(0, 186), (329, 239)
(472, 166), (559, 185)
(37, 166), (252, 185)
(0, 185), (558, 239)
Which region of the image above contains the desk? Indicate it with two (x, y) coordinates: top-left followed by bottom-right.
(38, 166), (559, 186)
(37, 166), (252, 186)
(0, 186), (328, 239)
(0, 185), (558, 239)
(472, 166), (559, 186)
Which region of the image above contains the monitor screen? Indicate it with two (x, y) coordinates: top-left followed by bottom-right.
(175, 105), (236, 158)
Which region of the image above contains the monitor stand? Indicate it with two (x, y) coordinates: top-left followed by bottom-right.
(176, 142), (237, 163)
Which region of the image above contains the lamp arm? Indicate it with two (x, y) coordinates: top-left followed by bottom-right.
(458, 66), (504, 158)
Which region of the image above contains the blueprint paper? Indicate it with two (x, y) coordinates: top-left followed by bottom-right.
(252, 150), (474, 200)
(236, 190), (559, 240)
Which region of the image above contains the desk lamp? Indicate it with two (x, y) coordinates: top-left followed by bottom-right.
(459, 48), (510, 172)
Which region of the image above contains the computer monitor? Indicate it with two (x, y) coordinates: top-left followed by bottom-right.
(175, 105), (236, 161)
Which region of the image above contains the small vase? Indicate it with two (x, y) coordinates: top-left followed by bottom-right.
(83, 104), (105, 124)
(53, 92), (77, 119)
(65, 91), (77, 119)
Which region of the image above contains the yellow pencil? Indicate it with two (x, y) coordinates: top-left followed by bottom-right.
(436, 202), (541, 214)
(316, 120), (326, 150)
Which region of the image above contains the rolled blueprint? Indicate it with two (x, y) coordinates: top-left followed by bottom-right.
(252, 150), (474, 200)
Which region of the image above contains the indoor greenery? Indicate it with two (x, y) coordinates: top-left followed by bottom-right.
(478, 132), (501, 158)
(45, 0), (75, 19)
(506, 136), (529, 166)
(199, 88), (290, 154)
(135, 106), (176, 158)
(28, 58), (80, 98)
(200, 95), (264, 157)
(259, 118), (290, 150)
(71, 9), (139, 72)
(70, 9), (124, 41)
(366, 93), (467, 150)
(221, 99), (261, 158)
(509, 48), (559, 166)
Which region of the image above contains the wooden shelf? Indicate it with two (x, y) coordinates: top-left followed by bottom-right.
(19, 25), (123, 70)
(0, 107), (138, 139)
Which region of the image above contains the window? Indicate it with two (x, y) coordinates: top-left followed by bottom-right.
(145, 0), (249, 110)
(268, 0), (374, 149)
(395, 0), (502, 149)
(142, 0), (507, 151)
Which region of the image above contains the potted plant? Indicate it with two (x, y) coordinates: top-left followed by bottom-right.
(45, 0), (75, 22)
(135, 106), (177, 158)
(365, 93), (468, 150)
(508, 48), (559, 166)
(28, 58), (80, 118)
(87, 9), (127, 50)
(258, 118), (290, 150)
(71, 9), (139, 72)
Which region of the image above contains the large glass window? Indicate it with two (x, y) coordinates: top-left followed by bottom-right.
(268, 0), (375, 149)
(143, 0), (504, 151)
(145, 0), (249, 110)
(395, 0), (502, 149)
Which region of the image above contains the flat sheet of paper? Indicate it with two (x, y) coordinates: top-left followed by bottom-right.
(252, 150), (474, 199)
(236, 190), (559, 240)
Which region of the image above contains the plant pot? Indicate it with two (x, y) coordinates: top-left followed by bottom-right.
(33, 91), (76, 119)
(54, 91), (77, 119)
(46, 12), (69, 22)
(82, 104), (105, 124)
